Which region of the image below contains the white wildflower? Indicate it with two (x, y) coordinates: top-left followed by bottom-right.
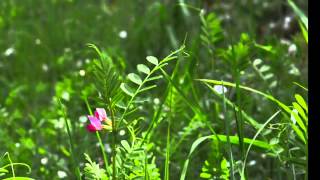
(213, 85), (228, 94)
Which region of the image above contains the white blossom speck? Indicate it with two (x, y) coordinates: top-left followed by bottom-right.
(42, 64), (49, 72)
(248, 160), (256, 166)
(4, 47), (15, 56)
(105, 144), (112, 153)
(76, 60), (83, 67)
(119, 130), (126, 136)
(79, 69), (86, 76)
(269, 22), (276, 29)
(280, 39), (291, 45)
(57, 170), (67, 178)
(213, 85), (228, 94)
(288, 44), (297, 55)
(41, 157), (48, 165)
(290, 109), (299, 124)
(35, 38), (41, 45)
(283, 16), (292, 30)
(61, 91), (70, 101)
(79, 115), (87, 123)
(119, 30), (127, 39)
(153, 98), (160, 105)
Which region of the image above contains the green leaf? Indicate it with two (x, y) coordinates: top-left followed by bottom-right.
(200, 172), (212, 179)
(253, 59), (262, 66)
(264, 73), (274, 80)
(128, 73), (142, 85)
(293, 82), (308, 91)
(0, 168), (8, 173)
(291, 109), (307, 134)
(146, 56), (159, 65)
(180, 136), (210, 180)
(198, 79), (292, 114)
(137, 64), (150, 74)
(291, 123), (307, 144)
(180, 134), (274, 180)
(259, 65), (270, 73)
(120, 83), (134, 96)
(269, 138), (279, 145)
(121, 140), (131, 152)
(288, 0), (308, 30)
(299, 21), (308, 44)
(295, 94), (308, 113)
(138, 85), (157, 93)
(293, 102), (307, 121)
(2, 178), (35, 180)
(146, 75), (163, 82)
(254, 43), (275, 53)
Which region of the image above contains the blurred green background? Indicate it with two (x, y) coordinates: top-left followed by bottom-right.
(0, 0), (307, 179)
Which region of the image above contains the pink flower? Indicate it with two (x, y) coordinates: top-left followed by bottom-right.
(86, 115), (102, 132)
(94, 108), (108, 121)
(86, 108), (112, 132)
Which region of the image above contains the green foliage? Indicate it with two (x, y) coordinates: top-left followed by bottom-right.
(83, 153), (108, 180)
(217, 33), (251, 72)
(115, 139), (161, 180)
(200, 158), (230, 180)
(200, 12), (224, 53)
(0, 153), (33, 179)
(0, 0), (308, 179)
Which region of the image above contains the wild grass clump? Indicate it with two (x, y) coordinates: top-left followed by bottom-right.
(0, 0), (307, 179)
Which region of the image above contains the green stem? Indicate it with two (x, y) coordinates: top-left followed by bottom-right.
(84, 97), (109, 175)
(222, 81), (235, 180)
(96, 132), (109, 173)
(165, 88), (172, 180)
(58, 99), (81, 179)
(108, 100), (117, 180)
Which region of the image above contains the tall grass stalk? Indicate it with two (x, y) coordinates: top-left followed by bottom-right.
(107, 99), (117, 180)
(240, 110), (281, 179)
(221, 81), (235, 180)
(58, 99), (81, 179)
(164, 88), (172, 180)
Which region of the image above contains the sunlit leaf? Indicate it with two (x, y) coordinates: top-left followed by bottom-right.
(128, 73), (142, 85)
(120, 83), (134, 96)
(146, 56), (158, 65)
(137, 64), (150, 74)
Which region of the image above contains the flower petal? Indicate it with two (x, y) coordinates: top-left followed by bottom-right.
(87, 115), (102, 130)
(86, 124), (98, 132)
(94, 108), (107, 121)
